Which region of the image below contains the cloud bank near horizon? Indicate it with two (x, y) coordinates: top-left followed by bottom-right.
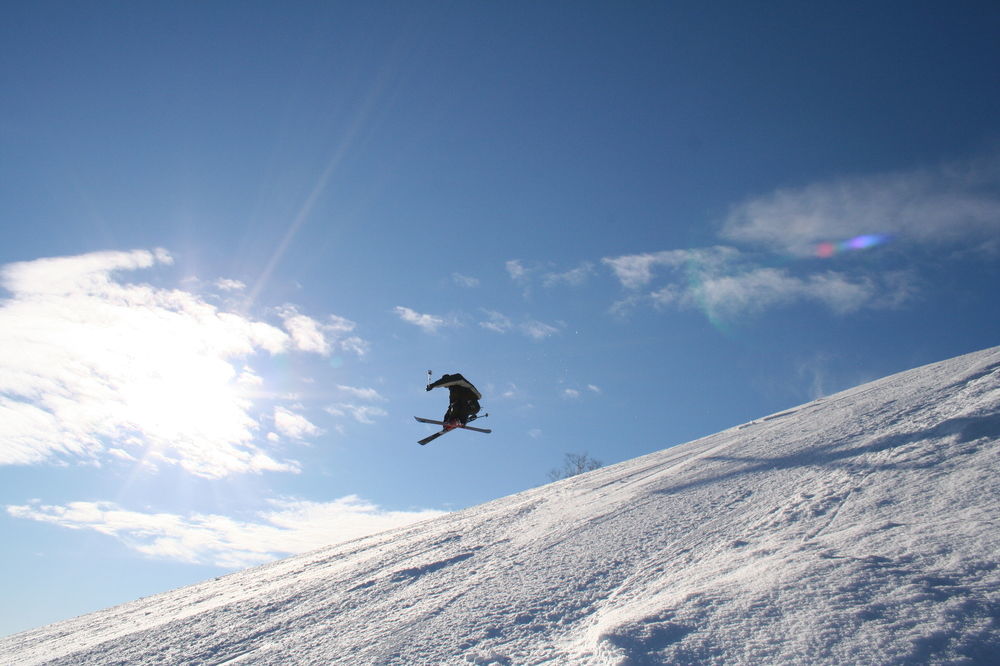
(7, 496), (445, 568)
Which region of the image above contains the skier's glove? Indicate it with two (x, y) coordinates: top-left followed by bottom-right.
(425, 385), (432, 391)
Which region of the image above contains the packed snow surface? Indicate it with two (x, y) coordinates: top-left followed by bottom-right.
(3, 347), (999, 665)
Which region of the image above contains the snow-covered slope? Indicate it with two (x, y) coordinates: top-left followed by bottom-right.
(4, 347), (1000, 665)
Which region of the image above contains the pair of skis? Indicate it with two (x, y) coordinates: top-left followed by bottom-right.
(414, 415), (491, 445)
(418, 369), (491, 445)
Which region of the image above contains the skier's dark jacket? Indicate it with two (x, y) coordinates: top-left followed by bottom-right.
(426, 373), (481, 423)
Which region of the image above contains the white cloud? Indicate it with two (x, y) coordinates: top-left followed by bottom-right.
(325, 317), (368, 356)
(339, 335), (370, 358)
(505, 259), (594, 291)
(325, 403), (388, 425)
(325, 314), (356, 335)
(648, 285), (682, 308)
(603, 247), (739, 290)
(602, 250), (686, 290)
(279, 308), (330, 355)
(504, 259), (596, 299)
(107, 448), (137, 462)
(599, 158), (1000, 322)
(452, 273), (480, 288)
(479, 310), (513, 334)
(498, 383), (519, 399)
(605, 245), (912, 320)
(505, 259), (528, 281)
(721, 158), (1000, 255)
(394, 306), (454, 334)
(797, 353), (835, 401)
(273, 407), (321, 440)
(336, 385), (386, 402)
(479, 310), (559, 340)
(543, 263), (594, 287)
(238, 368), (264, 387)
(0, 249), (346, 478)
(694, 268), (876, 317)
(1, 247), (172, 296)
(278, 307), (369, 358)
(521, 319), (560, 340)
(215, 278), (246, 292)
(6, 497), (446, 569)
(609, 294), (644, 318)
(562, 385), (601, 399)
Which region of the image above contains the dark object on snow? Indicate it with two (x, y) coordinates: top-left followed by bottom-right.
(426, 373), (482, 425)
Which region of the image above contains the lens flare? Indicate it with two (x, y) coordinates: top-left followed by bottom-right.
(815, 234), (890, 258)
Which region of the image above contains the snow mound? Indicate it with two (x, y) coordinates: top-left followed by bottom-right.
(3, 347), (999, 665)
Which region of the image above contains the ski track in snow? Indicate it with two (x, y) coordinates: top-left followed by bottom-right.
(3, 348), (1000, 665)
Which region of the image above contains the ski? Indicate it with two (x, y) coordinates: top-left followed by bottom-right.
(417, 429), (449, 446)
(414, 415), (491, 434)
(415, 415), (492, 444)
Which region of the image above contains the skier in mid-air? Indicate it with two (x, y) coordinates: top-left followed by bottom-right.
(426, 372), (482, 426)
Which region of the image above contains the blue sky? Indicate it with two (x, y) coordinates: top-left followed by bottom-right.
(2, 0), (999, 637)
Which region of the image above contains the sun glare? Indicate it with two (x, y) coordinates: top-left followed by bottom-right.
(122, 353), (254, 448)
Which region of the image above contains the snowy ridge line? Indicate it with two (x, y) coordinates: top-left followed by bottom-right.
(2, 346), (999, 664)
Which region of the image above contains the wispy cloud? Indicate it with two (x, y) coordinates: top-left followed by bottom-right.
(0, 249), (348, 478)
(602, 157), (998, 322)
(721, 157), (1000, 256)
(602, 247), (739, 290)
(542, 262), (595, 287)
(479, 309), (513, 333)
(335, 385), (386, 402)
(521, 319), (560, 340)
(393, 306), (456, 334)
(279, 306), (369, 358)
(214, 278), (247, 292)
(325, 403), (388, 424)
(562, 384), (601, 399)
(452, 273), (480, 288)
(691, 267), (884, 317)
(478, 309), (559, 340)
(6, 497), (445, 569)
(606, 247), (912, 320)
(505, 259), (529, 282)
(506, 259), (596, 292)
(324, 385), (388, 424)
(279, 307), (330, 355)
(273, 407), (322, 440)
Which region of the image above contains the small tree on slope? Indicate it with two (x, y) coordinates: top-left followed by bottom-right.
(547, 452), (603, 482)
